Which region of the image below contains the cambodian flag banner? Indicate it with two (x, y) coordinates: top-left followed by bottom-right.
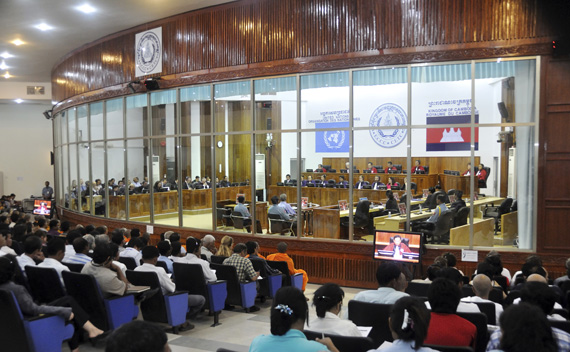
(426, 115), (479, 151)
(316, 122), (350, 153)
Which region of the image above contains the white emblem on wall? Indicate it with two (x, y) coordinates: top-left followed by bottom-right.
(369, 103), (408, 148)
(440, 128), (464, 142)
(135, 27), (163, 77)
(323, 130), (346, 150)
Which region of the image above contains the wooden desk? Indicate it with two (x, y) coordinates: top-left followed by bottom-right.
(450, 218), (495, 246)
(223, 201), (269, 232)
(439, 174), (479, 197)
(495, 211), (517, 246)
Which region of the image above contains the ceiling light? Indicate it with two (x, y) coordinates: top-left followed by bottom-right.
(76, 4), (96, 14)
(51, 101), (58, 105)
(35, 23), (53, 31)
(11, 39), (24, 46)
(3, 72), (11, 79)
(14, 99), (23, 104)
(0, 52), (13, 59)
(0, 61), (8, 70)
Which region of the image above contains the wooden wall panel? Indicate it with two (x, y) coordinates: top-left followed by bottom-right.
(52, 0), (557, 104)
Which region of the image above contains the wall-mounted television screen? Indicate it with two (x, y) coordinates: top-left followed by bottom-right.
(373, 230), (422, 264)
(33, 200), (51, 216)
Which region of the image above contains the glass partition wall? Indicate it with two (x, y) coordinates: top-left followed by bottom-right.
(55, 57), (539, 250)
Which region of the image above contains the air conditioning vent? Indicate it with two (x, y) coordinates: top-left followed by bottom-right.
(27, 86), (45, 95)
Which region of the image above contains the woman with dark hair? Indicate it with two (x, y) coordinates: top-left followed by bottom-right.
(306, 283), (360, 337)
(0, 256), (104, 352)
(386, 190), (399, 213)
(354, 200), (374, 234)
(386, 177), (399, 190)
(442, 252), (464, 276)
(370, 296), (437, 351)
(250, 286), (339, 352)
(491, 303), (557, 352)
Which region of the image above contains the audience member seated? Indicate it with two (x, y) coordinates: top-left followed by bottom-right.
(81, 243), (131, 298)
(519, 281), (565, 321)
(484, 250), (512, 285)
(246, 241), (280, 276)
(217, 235), (234, 258)
(424, 278), (476, 349)
(249, 286), (338, 352)
(306, 283), (361, 337)
(442, 252), (464, 276)
(37, 238), (69, 284)
(200, 234), (217, 262)
(223, 243), (260, 312)
(554, 258), (570, 287)
(156, 240), (173, 273)
(489, 303), (557, 352)
(105, 320), (170, 352)
(180, 237), (217, 282)
(461, 274), (504, 321)
(168, 242), (186, 264)
(353, 262), (409, 304)
(0, 230), (16, 256)
(0, 256), (104, 352)
(510, 255), (544, 289)
(426, 268), (479, 313)
(17, 235), (44, 273)
(135, 246), (205, 327)
(267, 242), (308, 292)
(369, 296), (437, 352)
(119, 238), (143, 267)
(412, 160), (426, 174)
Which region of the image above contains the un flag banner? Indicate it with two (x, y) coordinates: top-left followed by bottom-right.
(315, 122), (349, 153)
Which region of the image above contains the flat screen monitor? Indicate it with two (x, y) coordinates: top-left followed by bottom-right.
(373, 230), (422, 264)
(33, 200), (51, 216)
(359, 197), (368, 202)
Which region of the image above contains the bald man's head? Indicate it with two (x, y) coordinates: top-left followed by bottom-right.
(526, 273), (547, 284)
(472, 274), (492, 299)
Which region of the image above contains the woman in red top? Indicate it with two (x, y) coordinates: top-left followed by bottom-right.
(476, 163), (487, 181)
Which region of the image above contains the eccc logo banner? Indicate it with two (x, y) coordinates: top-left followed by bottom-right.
(135, 27), (163, 78)
(369, 103), (407, 148)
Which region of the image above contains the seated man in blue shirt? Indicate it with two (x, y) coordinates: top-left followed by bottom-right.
(234, 195), (262, 233)
(278, 194), (296, 217)
(268, 196), (296, 235)
(353, 262), (409, 304)
(412, 194), (448, 232)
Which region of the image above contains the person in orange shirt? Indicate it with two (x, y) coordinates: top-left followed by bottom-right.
(267, 242), (308, 291)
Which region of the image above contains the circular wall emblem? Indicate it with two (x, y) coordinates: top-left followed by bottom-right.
(323, 130), (346, 150)
(136, 31), (161, 74)
(369, 103), (407, 148)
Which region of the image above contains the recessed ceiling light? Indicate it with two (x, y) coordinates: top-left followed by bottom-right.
(35, 23), (53, 31)
(3, 72), (11, 79)
(0, 61), (8, 70)
(11, 39), (24, 46)
(76, 4), (96, 14)
(0, 52), (13, 59)
(14, 99), (23, 104)
(51, 101), (58, 105)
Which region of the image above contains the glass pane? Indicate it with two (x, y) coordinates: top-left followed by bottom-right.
(151, 90), (177, 137)
(215, 133), (252, 234)
(55, 146), (63, 206)
(78, 141), (89, 214)
(108, 141), (126, 220)
(354, 67), (408, 130)
(411, 63), (472, 126)
(127, 139), (150, 222)
(254, 76), (297, 130)
(77, 105), (88, 145)
(151, 137), (178, 225)
(90, 103), (104, 140)
(261, 132), (297, 236)
(181, 135), (213, 230)
(68, 144), (79, 211)
(475, 59), (536, 124)
(62, 145), (69, 208)
(68, 109), (77, 143)
(180, 85), (211, 134)
(214, 81), (251, 133)
(126, 95), (148, 138)
(90, 142), (105, 216)
(106, 99), (124, 139)
(60, 111), (68, 144)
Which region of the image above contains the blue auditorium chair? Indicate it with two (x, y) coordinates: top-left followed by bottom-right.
(210, 263), (257, 312)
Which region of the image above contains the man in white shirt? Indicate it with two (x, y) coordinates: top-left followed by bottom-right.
(0, 231), (16, 256)
(200, 235), (217, 262)
(62, 230), (82, 263)
(135, 246), (205, 326)
(157, 241), (174, 273)
(461, 274), (503, 322)
(425, 268), (480, 313)
(353, 262), (409, 304)
(119, 238), (143, 267)
(17, 235), (44, 273)
(179, 237), (217, 282)
(38, 238), (69, 284)
(63, 237), (92, 265)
